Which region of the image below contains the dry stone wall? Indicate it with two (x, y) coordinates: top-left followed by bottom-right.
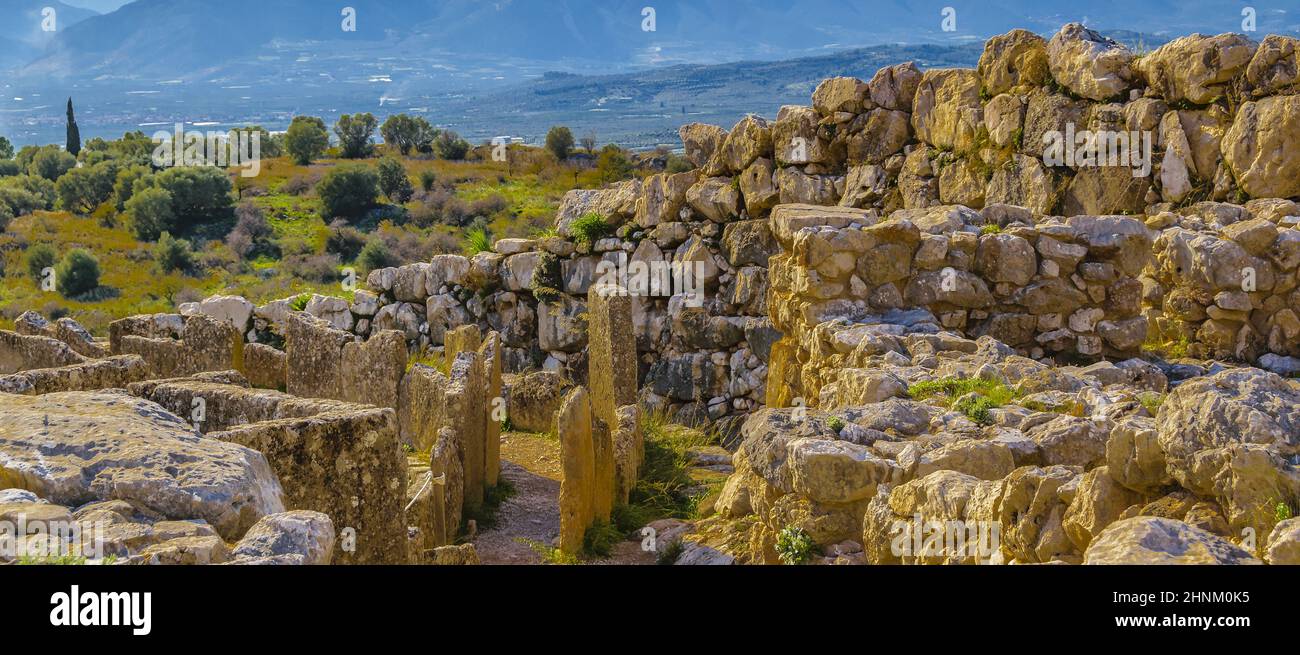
(166, 25), (1299, 431)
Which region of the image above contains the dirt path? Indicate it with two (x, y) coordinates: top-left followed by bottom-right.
(472, 432), (654, 565)
(473, 433), (562, 564)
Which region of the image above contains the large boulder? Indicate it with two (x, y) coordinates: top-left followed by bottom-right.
(978, 29), (1051, 95)
(1046, 23), (1136, 101)
(911, 69), (983, 151)
(232, 510), (335, 565)
(679, 123), (727, 168)
(1084, 517), (1261, 564)
(1156, 368), (1300, 535)
(1222, 94), (1300, 200)
(1137, 33), (1256, 106)
(786, 438), (903, 504)
(0, 391), (284, 541)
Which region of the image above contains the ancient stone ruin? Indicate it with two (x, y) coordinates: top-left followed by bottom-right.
(2, 23), (1299, 565)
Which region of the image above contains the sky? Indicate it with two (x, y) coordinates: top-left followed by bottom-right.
(61, 0), (134, 12)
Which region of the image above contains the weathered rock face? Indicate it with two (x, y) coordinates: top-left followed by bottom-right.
(0, 355), (147, 396)
(1046, 23), (1135, 101)
(118, 314), (243, 380)
(911, 69), (983, 152)
(1137, 33), (1256, 106)
(1222, 94), (1300, 200)
(978, 29), (1050, 96)
(0, 330), (86, 374)
(1155, 368), (1300, 537)
(1084, 517), (1261, 564)
(1246, 35), (1299, 97)
(504, 371), (568, 434)
(232, 510), (336, 565)
(0, 391), (284, 541)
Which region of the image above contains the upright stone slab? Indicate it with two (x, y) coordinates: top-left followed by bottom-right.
(479, 331), (504, 488)
(592, 415), (614, 523)
(557, 387), (595, 555)
(397, 365), (448, 452)
(285, 312), (352, 400)
(447, 350), (486, 514)
(210, 407), (407, 565)
(430, 426), (464, 543)
(341, 329), (407, 408)
(612, 404), (644, 504)
(444, 324), (481, 367)
(586, 285), (638, 430)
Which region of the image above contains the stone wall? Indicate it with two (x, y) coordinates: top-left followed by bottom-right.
(14, 311), (108, 359)
(1145, 204), (1300, 371)
(0, 355), (147, 395)
(764, 203), (1154, 407)
(0, 329), (87, 374)
(115, 314), (243, 379)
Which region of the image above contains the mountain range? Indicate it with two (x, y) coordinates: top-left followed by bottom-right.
(9, 0), (1299, 80)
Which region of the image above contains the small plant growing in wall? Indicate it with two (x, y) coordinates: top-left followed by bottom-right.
(529, 251), (564, 303)
(827, 416), (845, 434)
(776, 526), (816, 565)
(570, 212), (612, 246)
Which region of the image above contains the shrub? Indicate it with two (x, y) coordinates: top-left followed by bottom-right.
(282, 253), (341, 283)
(317, 164), (379, 221)
(326, 222), (367, 262)
(285, 116), (329, 165)
(112, 165), (152, 210)
(29, 147), (76, 181)
(0, 203), (11, 232)
(55, 161), (116, 214)
(280, 174), (319, 196)
(154, 231), (193, 273)
(357, 238), (396, 273)
(0, 160), (20, 177)
(596, 144), (634, 183)
(26, 243), (56, 279)
(581, 521), (624, 559)
(775, 526), (816, 565)
(665, 154), (694, 174)
(529, 251), (563, 303)
(226, 202), (273, 259)
(54, 248), (100, 298)
(470, 193), (508, 218)
(377, 156), (414, 203)
(569, 212), (612, 246)
(418, 169), (437, 192)
(125, 187), (175, 241)
(381, 114), (437, 156)
(545, 126), (575, 161)
(0, 187), (43, 218)
(434, 131), (470, 161)
(154, 166), (234, 230)
(1, 175), (56, 212)
(334, 113), (378, 159)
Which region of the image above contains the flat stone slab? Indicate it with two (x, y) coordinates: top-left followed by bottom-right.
(0, 390), (285, 540)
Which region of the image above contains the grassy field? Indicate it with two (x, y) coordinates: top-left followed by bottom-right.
(0, 145), (632, 334)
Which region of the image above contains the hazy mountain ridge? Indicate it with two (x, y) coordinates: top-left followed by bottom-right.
(13, 0), (1298, 80)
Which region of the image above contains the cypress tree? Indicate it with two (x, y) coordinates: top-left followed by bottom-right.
(66, 97), (81, 157)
